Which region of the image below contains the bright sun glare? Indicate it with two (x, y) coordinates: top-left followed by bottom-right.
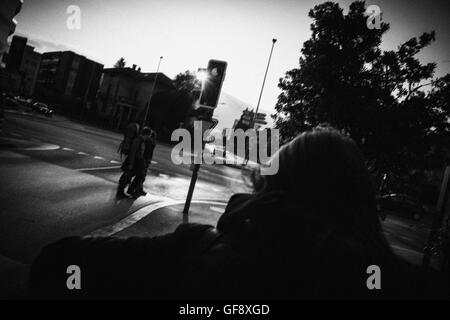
(196, 70), (208, 82)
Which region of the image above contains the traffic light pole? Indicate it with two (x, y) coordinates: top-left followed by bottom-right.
(183, 163), (200, 214)
(183, 118), (218, 215)
(183, 59), (225, 215)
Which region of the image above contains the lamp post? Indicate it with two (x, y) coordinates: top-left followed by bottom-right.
(142, 56), (163, 128)
(81, 65), (97, 120)
(252, 38), (277, 128)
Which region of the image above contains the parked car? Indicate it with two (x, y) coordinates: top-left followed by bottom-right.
(376, 193), (426, 220)
(32, 102), (53, 117)
(31, 102), (43, 112)
(13, 96), (35, 108)
(22, 98), (34, 107)
(43, 107), (53, 117)
(14, 96), (28, 104)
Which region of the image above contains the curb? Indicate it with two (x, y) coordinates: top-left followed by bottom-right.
(89, 197), (227, 237)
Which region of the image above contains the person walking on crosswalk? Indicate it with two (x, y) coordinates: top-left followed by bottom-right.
(127, 127), (157, 198)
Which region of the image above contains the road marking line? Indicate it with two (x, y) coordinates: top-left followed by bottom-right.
(76, 165), (121, 172)
(62, 147), (74, 151)
(88, 198), (227, 237)
(94, 156), (105, 160)
(151, 160), (158, 164)
(110, 160), (121, 164)
(15, 143), (60, 151)
(77, 151), (89, 156)
(159, 173), (169, 178)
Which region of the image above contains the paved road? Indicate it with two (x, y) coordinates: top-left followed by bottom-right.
(0, 109), (433, 270)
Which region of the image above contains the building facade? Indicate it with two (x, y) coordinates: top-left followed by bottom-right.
(18, 44), (41, 96)
(0, 0), (23, 91)
(5, 34), (26, 72)
(96, 66), (174, 129)
(35, 50), (103, 109)
(0, 0), (22, 65)
(2, 36), (41, 96)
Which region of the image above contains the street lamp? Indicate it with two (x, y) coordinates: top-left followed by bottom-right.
(252, 38), (277, 128)
(142, 56), (163, 127)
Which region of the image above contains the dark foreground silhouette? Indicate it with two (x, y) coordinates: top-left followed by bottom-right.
(29, 127), (449, 299)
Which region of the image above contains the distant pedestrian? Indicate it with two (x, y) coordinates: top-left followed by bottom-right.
(128, 127), (156, 198)
(116, 122), (141, 199)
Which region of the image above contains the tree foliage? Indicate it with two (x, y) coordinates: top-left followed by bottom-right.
(173, 70), (201, 93)
(273, 1), (450, 179)
(113, 57), (126, 68)
(147, 71), (200, 141)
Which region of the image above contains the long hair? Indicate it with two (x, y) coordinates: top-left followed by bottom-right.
(256, 125), (393, 258)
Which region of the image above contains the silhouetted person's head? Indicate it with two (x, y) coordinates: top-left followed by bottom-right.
(259, 125), (391, 256)
(265, 126), (374, 216)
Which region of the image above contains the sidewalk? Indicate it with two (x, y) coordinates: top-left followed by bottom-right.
(105, 201), (227, 238)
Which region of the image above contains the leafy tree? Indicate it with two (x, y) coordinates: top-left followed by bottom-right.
(273, 1), (450, 182)
(172, 70), (210, 121)
(147, 71), (200, 141)
(424, 74), (450, 168)
(114, 57), (126, 68)
(173, 70), (201, 93)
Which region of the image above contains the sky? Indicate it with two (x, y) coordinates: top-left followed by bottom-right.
(13, 0), (450, 122)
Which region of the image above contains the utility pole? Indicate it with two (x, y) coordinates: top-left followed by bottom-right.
(252, 38), (277, 128)
(142, 56), (163, 128)
(81, 64), (97, 120)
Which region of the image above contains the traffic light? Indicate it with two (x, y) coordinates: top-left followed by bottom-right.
(199, 60), (227, 109)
